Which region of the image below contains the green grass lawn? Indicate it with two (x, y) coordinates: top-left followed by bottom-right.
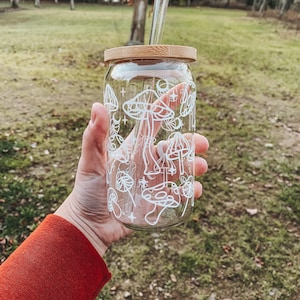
(0, 4), (300, 299)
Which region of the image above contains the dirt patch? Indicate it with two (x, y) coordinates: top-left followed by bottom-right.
(0, 79), (101, 129)
(0, 7), (26, 13)
(251, 94), (300, 154)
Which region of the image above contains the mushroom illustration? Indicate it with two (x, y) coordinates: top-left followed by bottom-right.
(179, 81), (196, 117)
(104, 84), (125, 152)
(141, 181), (181, 226)
(122, 88), (175, 177)
(107, 187), (122, 218)
(104, 84), (118, 112)
(164, 132), (193, 176)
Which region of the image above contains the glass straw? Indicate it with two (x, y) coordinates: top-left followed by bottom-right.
(149, 0), (170, 45)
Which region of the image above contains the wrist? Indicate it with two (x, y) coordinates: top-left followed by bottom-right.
(55, 195), (108, 257)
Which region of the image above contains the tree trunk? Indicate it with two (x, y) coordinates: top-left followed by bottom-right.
(11, 0), (19, 8)
(224, 0), (230, 7)
(259, 0), (267, 14)
(35, 0), (41, 7)
(70, 0), (75, 10)
(279, 0), (294, 16)
(252, 0), (258, 10)
(127, 0), (148, 45)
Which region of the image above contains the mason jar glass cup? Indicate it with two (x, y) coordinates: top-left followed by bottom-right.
(104, 45), (197, 230)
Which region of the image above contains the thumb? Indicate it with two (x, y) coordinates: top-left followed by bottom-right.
(78, 103), (109, 175)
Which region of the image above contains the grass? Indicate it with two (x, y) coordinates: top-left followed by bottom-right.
(0, 4), (300, 299)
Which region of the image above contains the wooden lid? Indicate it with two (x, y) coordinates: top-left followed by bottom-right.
(104, 45), (197, 63)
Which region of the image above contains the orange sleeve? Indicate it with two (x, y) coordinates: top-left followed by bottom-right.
(0, 214), (112, 300)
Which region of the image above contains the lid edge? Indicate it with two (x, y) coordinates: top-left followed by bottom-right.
(104, 45), (197, 63)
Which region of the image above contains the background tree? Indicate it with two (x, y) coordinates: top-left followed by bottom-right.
(259, 0), (268, 14)
(279, 0), (294, 17)
(127, 0), (148, 45)
(10, 0), (19, 8)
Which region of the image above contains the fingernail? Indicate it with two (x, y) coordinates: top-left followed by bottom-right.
(90, 103), (97, 124)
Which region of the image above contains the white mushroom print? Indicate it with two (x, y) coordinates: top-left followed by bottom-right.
(105, 81), (196, 226)
(103, 84), (124, 152)
(122, 89), (175, 177)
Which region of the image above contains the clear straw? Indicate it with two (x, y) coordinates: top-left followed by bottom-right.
(149, 0), (170, 45)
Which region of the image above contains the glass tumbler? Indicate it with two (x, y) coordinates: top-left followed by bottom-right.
(104, 45), (197, 230)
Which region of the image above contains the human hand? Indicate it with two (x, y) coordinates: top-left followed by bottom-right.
(55, 103), (131, 257)
(55, 99), (209, 257)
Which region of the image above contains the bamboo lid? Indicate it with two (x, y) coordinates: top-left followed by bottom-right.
(104, 45), (197, 63)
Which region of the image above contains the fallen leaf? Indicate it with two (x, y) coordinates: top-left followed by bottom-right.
(222, 245), (232, 254)
(254, 256), (264, 268)
(246, 208), (258, 216)
(192, 217), (200, 222)
(170, 274), (177, 282)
